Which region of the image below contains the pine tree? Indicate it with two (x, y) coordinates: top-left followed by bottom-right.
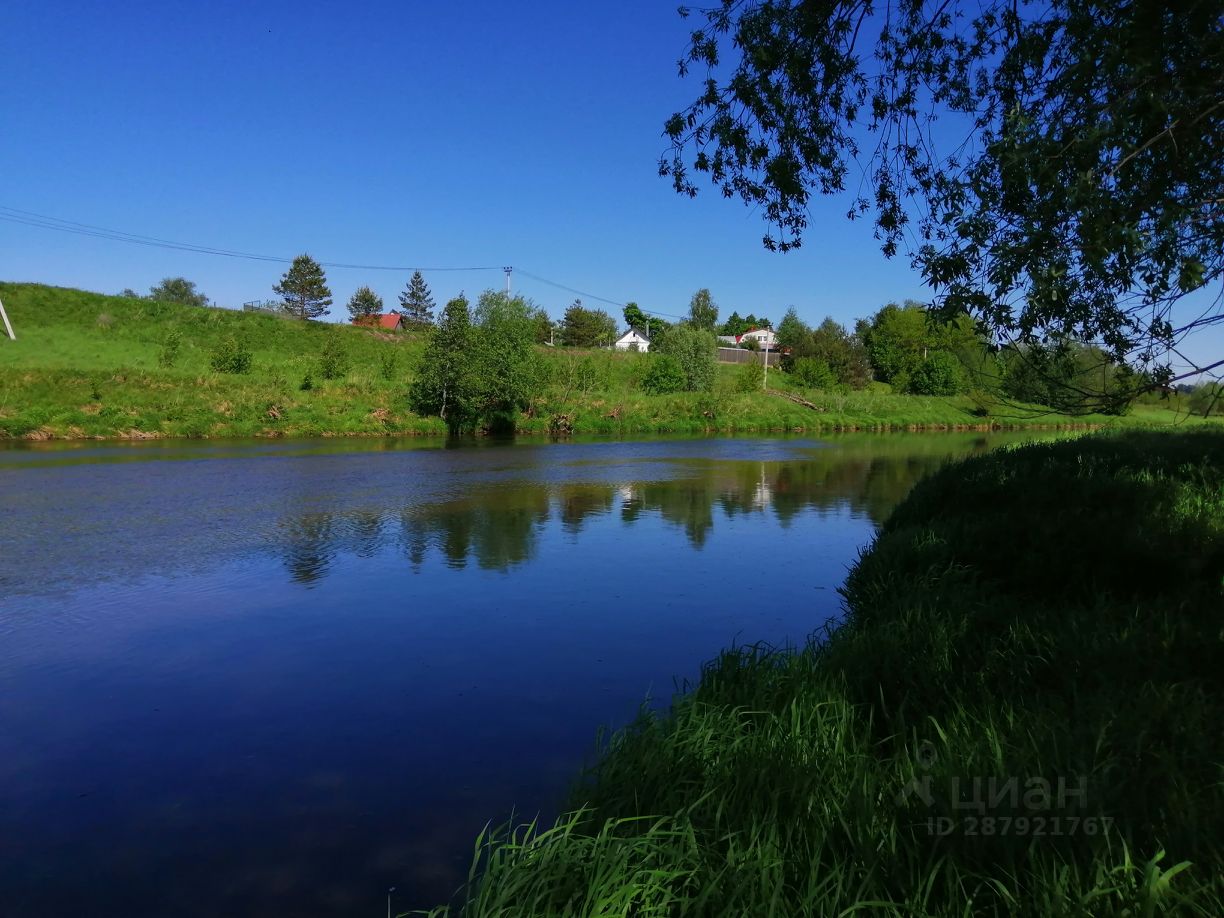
(398, 270), (436, 325)
(273, 254), (333, 320)
(346, 285), (383, 321)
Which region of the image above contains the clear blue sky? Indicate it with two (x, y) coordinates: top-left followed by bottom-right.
(1, 0), (1218, 374)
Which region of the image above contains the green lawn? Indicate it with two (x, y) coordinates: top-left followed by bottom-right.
(0, 282), (1214, 439)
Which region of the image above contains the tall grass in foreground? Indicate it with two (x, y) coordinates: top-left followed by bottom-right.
(421, 431), (1224, 916)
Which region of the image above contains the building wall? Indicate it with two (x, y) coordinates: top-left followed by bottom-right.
(614, 334), (650, 352)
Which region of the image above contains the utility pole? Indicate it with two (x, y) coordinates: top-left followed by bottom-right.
(762, 335), (770, 390)
(0, 294), (14, 341)
(503, 266), (513, 297)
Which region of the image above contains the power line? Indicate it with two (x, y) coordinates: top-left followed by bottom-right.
(1, 204), (679, 318)
(0, 206), (501, 273)
(515, 268), (685, 320)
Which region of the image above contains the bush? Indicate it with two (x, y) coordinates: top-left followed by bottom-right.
(1189, 382), (1223, 417)
(734, 359), (765, 392)
(379, 350), (397, 381)
(573, 356), (606, 392)
(653, 324), (717, 391)
(908, 350), (965, 395)
(157, 328), (183, 368)
(790, 357), (836, 390)
(300, 373), (314, 391)
(641, 355), (686, 394)
(967, 387), (996, 416)
(318, 337), (349, 380)
(209, 335), (252, 374)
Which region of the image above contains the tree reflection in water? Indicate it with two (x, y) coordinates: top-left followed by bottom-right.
(278, 435), (1011, 581)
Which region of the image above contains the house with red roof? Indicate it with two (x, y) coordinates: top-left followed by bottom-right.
(352, 313), (404, 330)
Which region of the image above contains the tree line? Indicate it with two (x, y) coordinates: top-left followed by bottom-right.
(132, 258), (1211, 418)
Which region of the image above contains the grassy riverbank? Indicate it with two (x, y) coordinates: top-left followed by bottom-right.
(0, 283), (1214, 440)
(424, 431), (1224, 916)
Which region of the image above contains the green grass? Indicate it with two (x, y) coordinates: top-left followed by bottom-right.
(0, 283), (1216, 439)
(421, 431), (1224, 916)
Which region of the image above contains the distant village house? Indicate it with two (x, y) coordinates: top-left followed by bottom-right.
(613, 327), (651, 352)
(352, 313), (404, 331)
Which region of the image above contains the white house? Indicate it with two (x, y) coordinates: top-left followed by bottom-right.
(738, 327), (778, 349)
(613, 327), (651, 352)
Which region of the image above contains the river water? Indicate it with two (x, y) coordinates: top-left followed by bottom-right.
(0, 432), (1051, 916)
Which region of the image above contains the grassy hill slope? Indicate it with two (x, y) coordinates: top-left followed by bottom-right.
(0, 283), (1212, 439)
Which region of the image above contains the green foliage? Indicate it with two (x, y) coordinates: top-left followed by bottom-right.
(1189, 383), (1223, 418)
(809, 318), (870, 387)
(572, 356), (604, 392)
(273, 254), (333, 320)
(379, 350), (397, 381)
(720, 310), (771, 337)
(345, 285), (383, 321)
(2, 283), (1216, 440)
(430, 432), (1224, 916)
(686, 288), (718, 331)
(775, 307), (806, 352)
(409, 294), (475, 427)
(654, 323), (717, 391)
(299, 372), (314, 391)
(778, 311), (871, 388)
(317, 337), (349, 380)
(148, 277), (208, 308)
(641, 354), (686, 394)
(1001, 342), (1136, 414)
(560, 299), (617, 348)
(733, 358), (764, 392)
(209, 334), (252, 374)
(529, 307), (553, 344)
(662, 1), (1224, 367)
(790, 356), (836, 390)
(909, 351), (967, 395)
(623, 302), (648, 330)
(397, 270), (436, 325)
(409, 291), (547, 432)
(861, 301), (931, 385)
(156, 327), (183, 368)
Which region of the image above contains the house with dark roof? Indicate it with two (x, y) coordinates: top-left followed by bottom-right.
(613, 327), (651, 351)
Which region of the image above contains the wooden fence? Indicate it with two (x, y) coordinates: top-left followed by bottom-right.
(717, 347), (781, 367)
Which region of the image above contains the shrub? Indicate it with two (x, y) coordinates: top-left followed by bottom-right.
(790, 357), (836, 390)
(209, 335), (252, 374)
(300, 373), (314, 391)
(967, 387), (996, 417)
(734, 359), (765, 392)
(157, 328), (183, 369)
(1189, 382), (1223, 417)
(653, 324), (717, 391)
(909, 351), (965, 395)
(571, 356), (607, 393)
(379, 350), (397, 381)
(641, 355), (686, 394)
(318, 337), (349, 380)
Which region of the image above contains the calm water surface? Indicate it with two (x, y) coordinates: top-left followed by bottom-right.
(0, 433), (1050, 916)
